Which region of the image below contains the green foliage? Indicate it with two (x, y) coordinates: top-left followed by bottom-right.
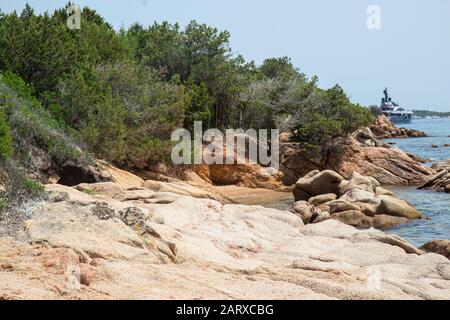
(369, 105), (381, 117)
(0, 3), (376, 166)
(286, 85), (374, 148)
(0, 110), (12, 158)
(0, 157), (46, 214)
(242, 77), (374, 150)
(126, 20), (252, 129)
(23, 177), (45, 194)
(0, 197), (8, 212)
(0, 72), (86, 164)
(259, 57), (299, 80)
(184, 79), (212, 132)
(57, 68), (126, 160)
(82, 188), (96, 195)
(93, 62), (187, 162)
(0, 4), (127, 94)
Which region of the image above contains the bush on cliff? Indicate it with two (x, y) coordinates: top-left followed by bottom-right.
(0, 72), (88, 165)
(240, 71), (374, 150)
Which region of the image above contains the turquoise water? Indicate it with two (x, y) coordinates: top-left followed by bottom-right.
(384, 118), (450, 246)
(385, 118), (450, 162)
(385, 186), (450, 246)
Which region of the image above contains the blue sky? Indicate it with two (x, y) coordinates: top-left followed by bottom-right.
(1, 0), (450, 111)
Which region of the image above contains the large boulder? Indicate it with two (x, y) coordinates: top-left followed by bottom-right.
(371, 215), (409, 229)
(343, 171), (379, 193)
(328, 141), (435, 185)
(342, 192), (420, 219)
(354, 200), (382, 217)
(294, 170), (344, 201)
(312, 211), (331, 223)
(339, 188), (376, 203)
(378, 195), (421, 219)
(375, 186), (395, 196)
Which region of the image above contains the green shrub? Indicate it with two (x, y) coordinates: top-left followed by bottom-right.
(0, 197), (8, 212)
(82, 188), (96, 195)
(0, 157), (46, 207)
(0, 73), (92, 169)
(0, 110), (12, 158)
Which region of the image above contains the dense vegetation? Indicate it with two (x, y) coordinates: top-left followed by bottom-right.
(0, 3), (374, 168)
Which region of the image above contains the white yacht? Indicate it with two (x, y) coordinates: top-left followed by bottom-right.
(380, 88), (414, 124)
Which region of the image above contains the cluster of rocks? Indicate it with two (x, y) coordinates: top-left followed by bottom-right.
(370, 115), (426, 139)
(292, 170), (421, 228)
(419, 159), (450, 193)
(280, 127), (434, 186)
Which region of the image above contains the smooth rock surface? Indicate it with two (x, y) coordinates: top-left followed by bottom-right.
(1, 181), (449, 299)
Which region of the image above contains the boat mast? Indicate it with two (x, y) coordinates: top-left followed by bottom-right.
(383, 87), (389, 103)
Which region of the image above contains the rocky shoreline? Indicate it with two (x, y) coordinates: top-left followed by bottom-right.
(280, 126), (434, 186)
(369, 115), (427, 139)
(1, 117), (449, 300)
(0, 165), (449, 299)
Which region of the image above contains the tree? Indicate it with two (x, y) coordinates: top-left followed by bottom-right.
(125, 20), (251, 129)
(94, 62), (188, 162)
(184, 79), (212, 132)
(259, 57), (299, 80)
(57, 69), (126, 160)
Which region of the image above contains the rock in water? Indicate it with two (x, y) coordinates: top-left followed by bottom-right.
(308, 193), (337, 206)
(292, 170), (422, 229)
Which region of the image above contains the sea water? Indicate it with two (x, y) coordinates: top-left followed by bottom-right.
(384, 118), (450, 246)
